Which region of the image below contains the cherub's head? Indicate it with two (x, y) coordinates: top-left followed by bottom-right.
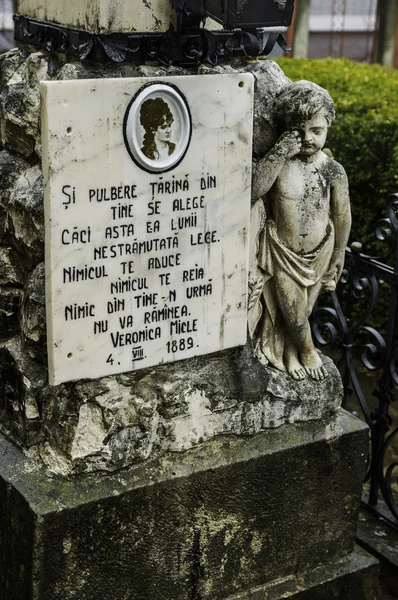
(275, 81), (335, 156)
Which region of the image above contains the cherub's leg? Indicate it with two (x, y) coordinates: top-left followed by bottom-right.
(272, 271), (326, 381)
(272, 270), (313, 351)
(303, 281), (328, 380)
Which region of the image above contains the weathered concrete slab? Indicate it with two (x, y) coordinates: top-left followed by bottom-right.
(357, 507), (398, 571)
(16, 0), (176, 33)
(0, 409), (369, 600)
(228, 545), (379, 600)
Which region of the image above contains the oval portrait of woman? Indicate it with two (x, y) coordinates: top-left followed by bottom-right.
(124, 82), (192, 174)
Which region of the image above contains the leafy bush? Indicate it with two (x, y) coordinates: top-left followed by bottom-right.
(275, 58), (398, 250)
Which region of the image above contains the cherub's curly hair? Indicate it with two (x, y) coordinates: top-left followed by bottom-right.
(274, 81), (335, 129)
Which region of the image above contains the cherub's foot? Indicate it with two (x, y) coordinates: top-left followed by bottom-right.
(285, 354), (306, 381)
(301, 349), (328, 381)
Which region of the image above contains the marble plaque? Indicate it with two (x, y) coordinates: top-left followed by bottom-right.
(41, 74), (253, 385)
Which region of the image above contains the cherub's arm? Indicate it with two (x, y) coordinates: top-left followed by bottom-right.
(252, 131), (302, 200)
(327, 163), (351, 282)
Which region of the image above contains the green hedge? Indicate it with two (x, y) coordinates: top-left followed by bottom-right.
(275, 58), (398, 250)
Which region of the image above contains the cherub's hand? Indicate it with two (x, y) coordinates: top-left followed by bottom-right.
(322, 280), (336, 293)
(329, 249), (345, 281)
(274, 130), (302, 160)
(322, 249), (345, 292)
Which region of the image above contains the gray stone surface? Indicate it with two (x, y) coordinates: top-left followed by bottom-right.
(0, 285), (21, 336)
(0, 244), (25, 285)
(0, 149), (30, 240)
(0, 336), (44, 446)
(0, 410), (369, 600)
(21, 262), (46, 363)
(0, 51), (53, 158)
(357, 508), (398, 572)
(0, 146), (39, 335)
(357, 507), (398, 599)
(228, 545), (379, 600)
(7, 164), (44, 266)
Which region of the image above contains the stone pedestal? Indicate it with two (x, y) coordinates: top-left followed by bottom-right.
(0, 409), (377, 599)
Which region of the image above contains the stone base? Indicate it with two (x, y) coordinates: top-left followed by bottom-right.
(0, 410), (369, 600)
(228, 545), (379, 600)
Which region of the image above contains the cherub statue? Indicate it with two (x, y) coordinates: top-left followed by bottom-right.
(249, 80), (351, 382)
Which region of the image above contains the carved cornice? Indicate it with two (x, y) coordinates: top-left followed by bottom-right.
(13, 14), (290, 65)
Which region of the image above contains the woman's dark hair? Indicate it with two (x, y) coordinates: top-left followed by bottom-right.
(140, 97), (173, 157)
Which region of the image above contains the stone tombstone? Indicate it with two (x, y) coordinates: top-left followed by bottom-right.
(42, 74), (254, 385)
(0, 43), (377, 600)
(0, 2), (379, 595)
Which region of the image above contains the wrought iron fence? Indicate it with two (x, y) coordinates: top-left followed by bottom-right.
(311, 193), (398, 527)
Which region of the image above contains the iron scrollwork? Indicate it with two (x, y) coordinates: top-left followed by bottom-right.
(311, 193), (398, 526)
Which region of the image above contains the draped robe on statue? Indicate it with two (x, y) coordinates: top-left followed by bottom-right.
(248, 198), (335, 372)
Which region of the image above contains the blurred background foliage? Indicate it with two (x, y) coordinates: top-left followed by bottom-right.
(276, 57), (398, 253)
